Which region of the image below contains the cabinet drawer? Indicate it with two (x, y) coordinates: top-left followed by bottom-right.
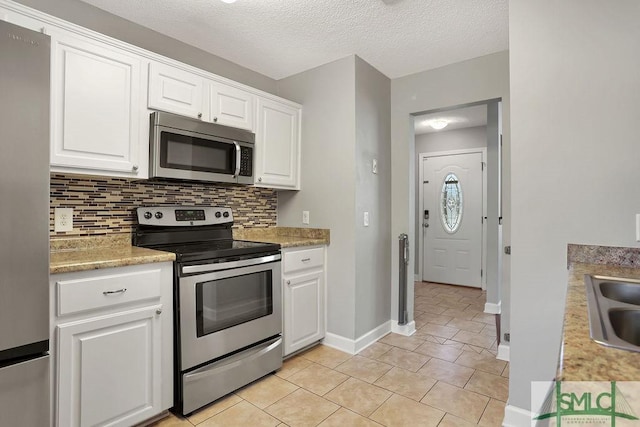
(56, 268), (162, 316)
(283, 247), (324, 274)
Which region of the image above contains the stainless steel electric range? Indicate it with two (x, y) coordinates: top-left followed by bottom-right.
(133, 206), (283, 415)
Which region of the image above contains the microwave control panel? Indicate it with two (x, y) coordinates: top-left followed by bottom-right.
(239, 147), (252, 177)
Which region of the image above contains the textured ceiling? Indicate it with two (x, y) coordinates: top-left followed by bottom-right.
(77, 0), (508, 80)
(414, 104), (487, 135)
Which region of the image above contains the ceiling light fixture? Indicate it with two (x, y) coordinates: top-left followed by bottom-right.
(428, 119), (448, 130)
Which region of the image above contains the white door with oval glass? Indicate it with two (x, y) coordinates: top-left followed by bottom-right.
(422, 152), (483, 287)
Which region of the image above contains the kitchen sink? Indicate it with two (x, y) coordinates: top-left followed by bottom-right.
(585, 275), (640, 352)
(609, 310), (640, 346)
(600, 281), (640, 305)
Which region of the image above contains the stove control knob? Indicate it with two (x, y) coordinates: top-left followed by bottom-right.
(215, 211), (222, 218)
(143, 211), (152, 220)
(223, 212), (230, 218)
(155, 212), (163, 219)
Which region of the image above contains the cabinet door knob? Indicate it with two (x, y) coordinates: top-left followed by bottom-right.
(132, 164), (139, 171)
(197, 112), (202, 119)
(213, 116), (218, 122)
(286, 280), (291, 285)
(258, 177), (262, 182)
(156, 308), (163, 315)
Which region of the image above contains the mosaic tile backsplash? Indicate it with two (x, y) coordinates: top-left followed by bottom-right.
(50, 174), (277, 237)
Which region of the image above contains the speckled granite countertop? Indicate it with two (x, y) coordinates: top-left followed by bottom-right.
(50, 234), (175, 274)
(50, 228), (328, 274)
(233, 227), (330, 248)
(560, 260), (640, 381)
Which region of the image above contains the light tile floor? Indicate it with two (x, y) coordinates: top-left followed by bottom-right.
(152, 282), (508, 427)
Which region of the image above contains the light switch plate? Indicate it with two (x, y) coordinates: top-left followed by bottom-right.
(364, 212), (369, 227)
(372, 159), (378, 174)
(636, 214), (640, 242)
(55, 208), (73, 232)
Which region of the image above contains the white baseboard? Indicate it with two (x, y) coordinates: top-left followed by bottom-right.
(484, 300), (501, 314)
(322, 333), (356, 354)
(497, 343), (510, 362)
(322, 321), (392, 355)
(502, 403), (531, 427)
(391, 320), (416, 336)
(356, 321), (392, 353)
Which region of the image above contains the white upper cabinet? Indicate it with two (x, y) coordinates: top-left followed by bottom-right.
(208, 82), (254, 131)
(50, 31), (148, 178)
(255, 98), (301, 190)
(148, 62), (204, 119)
(2, 0), (303, 182)
(148, 62), (255, 131)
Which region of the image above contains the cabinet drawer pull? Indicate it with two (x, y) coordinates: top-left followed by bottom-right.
(103, 288), (127, 295)
(301, 258), (311, 262)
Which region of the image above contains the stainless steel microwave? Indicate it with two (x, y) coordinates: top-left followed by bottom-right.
(149, 111), (254, 185)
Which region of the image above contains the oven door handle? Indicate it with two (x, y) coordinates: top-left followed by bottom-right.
(182, 253), (281, 275)
(233, 141), (241, 178)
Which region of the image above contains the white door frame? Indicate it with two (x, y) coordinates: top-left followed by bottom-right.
(418, 147), (487, 289)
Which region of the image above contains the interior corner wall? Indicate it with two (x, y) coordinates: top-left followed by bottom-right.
(275, 56), (358, 340)
(413, 126), (488, 275)
(390, 51), (510, 333)
(354, 56), (391, 338)
(509, 0), (640, 412)
(13, 0), (278, 94)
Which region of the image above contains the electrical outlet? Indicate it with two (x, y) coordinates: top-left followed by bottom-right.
(636, 214), (640, 242)
(364, 212), (369, 227)
(372, 159), (378, 174)
(55, 208), (73, 232)
(302, 210), (310, 225)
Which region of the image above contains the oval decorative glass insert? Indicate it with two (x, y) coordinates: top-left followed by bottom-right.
(440, 173), (462, 233)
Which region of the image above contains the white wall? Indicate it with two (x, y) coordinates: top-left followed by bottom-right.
(14, 0), (277, 94)
(354, 56), (391, 337)
(509, 0), (640, 412)
(276, 57), (358, 339)
(391, 51), (511, 338)
(277, 56), (392, 342)
(415, 126), (487, 154)
(414, 126), (487, 275)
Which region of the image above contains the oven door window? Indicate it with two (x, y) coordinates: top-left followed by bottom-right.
(195, 270), (273, 336)
(160, 131), (235, 174)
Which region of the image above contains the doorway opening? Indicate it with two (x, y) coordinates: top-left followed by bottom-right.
(411, 99), (503, 327)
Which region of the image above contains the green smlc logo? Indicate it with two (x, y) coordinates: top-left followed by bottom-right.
(534, 381), (638, 426)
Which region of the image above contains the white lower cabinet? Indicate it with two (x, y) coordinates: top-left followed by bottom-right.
(50, 262), (173, 427)
(282, 246), (325, 356)
(57, 306), (161, 427)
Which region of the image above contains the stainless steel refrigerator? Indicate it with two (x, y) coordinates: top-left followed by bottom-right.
(0, 20), (51, 426)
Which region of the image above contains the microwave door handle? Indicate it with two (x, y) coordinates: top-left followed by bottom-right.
(233, 141), (241, 178)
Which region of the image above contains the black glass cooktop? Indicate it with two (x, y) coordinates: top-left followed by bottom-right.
(148, 239), (280, 263)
